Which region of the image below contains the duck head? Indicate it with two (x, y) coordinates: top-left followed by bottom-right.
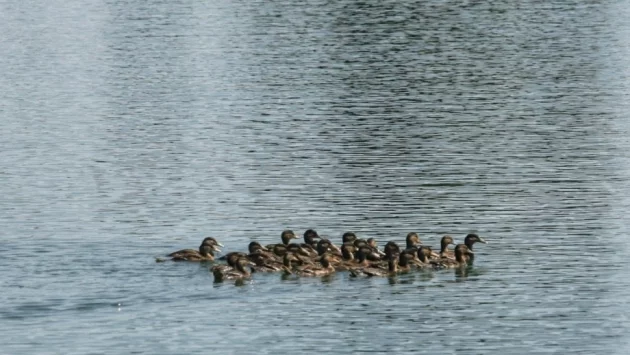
(464, 233), (486, 250)
(342, 232), (358, 244)
(303, 229), (320, 246)
(201, 237), (224, 248)
(280, 230), (299, 245)
(406, 232), (421, 249)
(440, 236), (455, 255)
(199, 242), (221, 257)
(417, 246), (433, 263)
(384, 241), (401, 260)
(316, 239), (332, 256)
(248, 241), (268, 254)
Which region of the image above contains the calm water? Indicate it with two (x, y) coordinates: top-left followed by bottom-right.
(2, 0), (630, 353)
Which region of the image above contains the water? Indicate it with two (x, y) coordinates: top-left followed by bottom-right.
(2, 0), (630, 353)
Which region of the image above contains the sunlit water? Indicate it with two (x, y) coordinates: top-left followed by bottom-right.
(2, 0), (630, 353)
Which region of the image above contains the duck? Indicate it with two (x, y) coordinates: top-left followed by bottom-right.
(438, 236), (456, 259)
(212, 257), (254, 282)
(295, 254), (336, 277)
(221, 242), (280, 270)
(282, 253), (318, 274)
(328, 244), (359, 271)
(435, 244), (474, 268)
(415, 245), (448, 269)
(355, 245), (383, 264)
(168, 238), (223, 261)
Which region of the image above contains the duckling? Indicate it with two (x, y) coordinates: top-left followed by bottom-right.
(168, 238), (222, 261)
(463, 233), (486, 263)
(234, 243), (284, 272)
(356, 246), (383, 264)
(327, 244), (358, 271)
(251, 254), (285, 272)
(436, 244), (473, 268)
(295, 254), (336, 277)
(220, 242), (274, 266)
(212, 257), (254, 282)
(282, 253), (316, 274)
(438, 236), (456, 259)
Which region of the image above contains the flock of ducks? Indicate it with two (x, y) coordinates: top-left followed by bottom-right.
(162, 230), (486, 282)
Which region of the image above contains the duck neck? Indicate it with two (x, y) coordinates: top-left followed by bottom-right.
(455, 251), (467, 265)
(236, 262), (250, 275)
(440, 241), (448, 255)
(388, 259), (397, 273)
(199, 245), (215, 258)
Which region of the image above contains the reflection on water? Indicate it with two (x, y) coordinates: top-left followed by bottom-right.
(1, 0), (630, 354)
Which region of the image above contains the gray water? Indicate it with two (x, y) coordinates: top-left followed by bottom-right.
(2, 0), (630, 353)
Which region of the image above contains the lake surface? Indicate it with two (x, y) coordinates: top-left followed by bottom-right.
(2, 0), (630, 353)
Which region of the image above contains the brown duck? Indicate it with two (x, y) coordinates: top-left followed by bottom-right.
(167, 238), (223, 262)
(212, 257), (254, 282)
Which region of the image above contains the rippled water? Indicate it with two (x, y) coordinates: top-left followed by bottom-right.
(2, 0), (630, 353)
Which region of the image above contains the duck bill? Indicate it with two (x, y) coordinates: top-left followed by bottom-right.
(216, 242), (225, 247)
(478, 238), (487, 244)
(211, 245), (222, 252)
